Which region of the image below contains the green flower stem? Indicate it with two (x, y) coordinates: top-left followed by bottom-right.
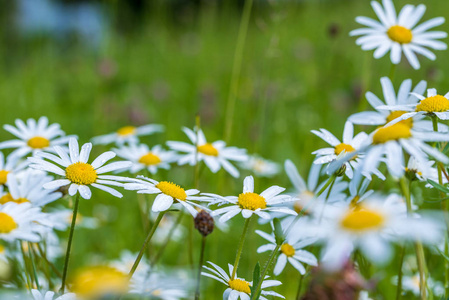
(194, 236), (207, 300)
(389, 64), (397, 80)
(151, 211), (184, 266)
(37, 243), (62, 278)
(20, 242), (33, 290)
(251, 244), (281, 300)
(28, 242), (40, 290)
(128, 211), (166, 279)
(399, 177), (427, 300)
(231, 216), (252, 280)
(395, 245), (406, 300)
(60, 193), (80, 294)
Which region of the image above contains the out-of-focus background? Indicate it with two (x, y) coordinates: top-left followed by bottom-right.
(1, 0), (448, 298)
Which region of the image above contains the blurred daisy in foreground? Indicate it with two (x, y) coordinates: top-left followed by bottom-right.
(167, 127), (247, 178)
(113, 144), (177, 174)
(0, 117), (75, 158)
(0, 152), (28, 186)
(91, 124), (164, 146)
(202, 262), (284, 300)
(312, 121), (368, 179)
(0, 172), (62, 206)
(124, 176), (208, 217)
(350, 0), (447, 69)
(31, 289), (76, 300)
(28, 138), (132, 199)
(130, 270), (189, 300)
(396, 273), (444, 297)
(256, 229), (318, 275)
(0, 202), (51, 243)
(348, 77), (447, 131)
(240, 155), (280, 177)
(376, 88), (449, 125)
(317, 197), (442, 270)
(205, 175), (296, 223)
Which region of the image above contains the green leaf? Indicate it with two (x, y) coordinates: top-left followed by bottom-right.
(273, 218), (285, 246)
(250, 262), (261, 300)
(427, 179), (449, 194)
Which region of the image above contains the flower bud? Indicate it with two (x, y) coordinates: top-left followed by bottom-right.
(194, 210), (214, 237)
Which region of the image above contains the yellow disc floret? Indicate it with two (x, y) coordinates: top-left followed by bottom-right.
(71, 266), (129, 299)
(65, 162), (98, 185)
(334, 143), (356, 156)
(156, 181), (187, 200)
(372, 123), (411, 144)
(341, 208), (385, 232)
(197, 143), (219, 156)
(281, 243), (296, 257)
(0, 170), (9, 185)
(228, 279), (251, 294)
(238, 192), (267, 210)
(387, 25), (413, 44)
(116, 126), (136, 136)
(0, 213), (17, 234)
(27, 136), (50, 149)
(386, 111), (413, 128)
(415, 95), (449, 113)
(138, 152), (161, 166)
(0, 193), (13, 205)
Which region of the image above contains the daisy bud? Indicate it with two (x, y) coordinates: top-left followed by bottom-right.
(335, 164), (346, 177)
(194, 210), (214, 237)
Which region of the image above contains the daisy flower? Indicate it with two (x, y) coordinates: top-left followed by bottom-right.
(0, 117), (75, 158)
(124, 176), (208, 217)
(167, 127), (248, 178)
(350, 0), (447, 69)
(91, 124), (163, 146)
(0, 172), (62, 206)
(28, 138), (132, 199)
(130, 270), (189, 300)
(360, 123), (449, 178)
(312, 121), (369, 179)
(0, 202), (51, 243)
(113, 144), (177, 174)
(256, 229), (318, 275)
(348, 77), (447, 131)
(31, 290), (76, 300)
(377, 88), (449, 126)
(317, 196), (442, 270)
(398, 273), (444, 297)
(0, 151), (28, 186)
(240, 155), (280, 177)
(202, 262), (284, 300)
(205, 175), (296, 223)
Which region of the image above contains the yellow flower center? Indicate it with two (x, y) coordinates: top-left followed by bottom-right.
(27, 136), (50, 149)
(0, 194), (29, 205)
(281, 243), (295, 257)
(0, 171), (9, 185)
(0, 244), (4, 254)
(228, 279), (251, 294)
(156, 181), (187, 201)
(341, 208), (385, 232)
(334, 143), (356, 156)
(386, 111), (414, 128)
(415, 95), (449, 113)
(238, 192), (267, 210)
(138, 152), (161, 166)
(387, 25), (413, 44)
(197, 143), (219, 156)
(71, 266), (129, 299)
(116, 126), (136, 136)
(65, 162), (98, 185)
(0, 212), (17, 234)
(372, 123), (411, 144)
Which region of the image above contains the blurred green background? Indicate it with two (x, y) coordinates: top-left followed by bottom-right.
(1, 0), (448, 298)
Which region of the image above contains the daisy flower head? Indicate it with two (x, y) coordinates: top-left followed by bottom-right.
(0, 151), (29, 186)
(124, 176), (208, 217)
(28, 137), (132, 199)
(129, 270), (189, 300)
(350, 0), (447, 69)
(318, 196), (442, 270)
(240, 155), (280, 178)
(312, 121), (369, 179)
(202, 262), (284, 300)
(378, 88), (449, 126)
(167, 127), (248, 178)
(0, 117), (75, 158)
(113, 144), (177, 174)
(0, 172), (62, 206)
(31, 289), (76, 300)
(256, 228), (318, 275)
(0, 202), (51, 243)
(206, 176), (297, 223)
(398, 273), (444, 297)
(91, 124), (164, 146)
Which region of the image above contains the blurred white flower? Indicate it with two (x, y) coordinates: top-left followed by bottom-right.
(91, 124), (163, 146)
